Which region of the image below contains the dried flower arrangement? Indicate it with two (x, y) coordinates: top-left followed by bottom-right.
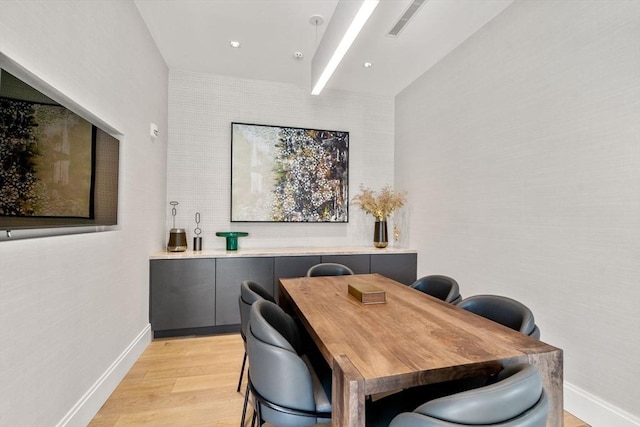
(352, 185), (406, 220)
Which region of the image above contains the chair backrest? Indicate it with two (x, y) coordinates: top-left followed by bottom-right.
(238, 280), (275, 340)
(389, 364), (548, 427)
(410, 275), (461, 303)
(458, 295), (539, 338)
(306, 263), (354, 277)
(247, 299), (325, 426)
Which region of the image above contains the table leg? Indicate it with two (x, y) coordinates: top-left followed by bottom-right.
(504, 348), (564, 427)
(332, 354), (365, 427)
(532, 348), (564, 427)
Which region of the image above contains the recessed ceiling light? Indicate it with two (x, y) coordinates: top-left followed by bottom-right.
(363, 62), (373, 68)
(229, 41), (241, 48)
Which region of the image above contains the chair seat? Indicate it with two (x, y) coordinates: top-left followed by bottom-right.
(301, 354), (332, 413)
(249, 377), (331, 426)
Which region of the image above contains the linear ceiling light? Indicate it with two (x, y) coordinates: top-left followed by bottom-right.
(311, 0), (379, 95)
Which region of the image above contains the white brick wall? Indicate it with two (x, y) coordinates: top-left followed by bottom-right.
(167, 71), (396, 249)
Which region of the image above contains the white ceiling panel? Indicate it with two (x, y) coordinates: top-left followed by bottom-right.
(134, 0), (514, 96)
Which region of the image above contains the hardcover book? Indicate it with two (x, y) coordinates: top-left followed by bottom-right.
(348, 282), (386, 304)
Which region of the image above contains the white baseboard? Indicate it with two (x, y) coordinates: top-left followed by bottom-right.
(565, 382), (640, 427)
(56, 324), (152, 427)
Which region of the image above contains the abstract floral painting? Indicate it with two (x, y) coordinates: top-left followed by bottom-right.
(231, 122), (349, 222)
(0, 98), (93, 219)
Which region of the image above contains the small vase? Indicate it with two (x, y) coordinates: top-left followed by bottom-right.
(374, 218), (388, 248)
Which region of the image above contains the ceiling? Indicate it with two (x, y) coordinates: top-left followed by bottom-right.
(134, 0), (514, 96)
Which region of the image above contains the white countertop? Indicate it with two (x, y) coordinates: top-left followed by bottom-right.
(150, 246), (416, 260)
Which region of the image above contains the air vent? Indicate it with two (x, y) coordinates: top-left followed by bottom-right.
(387, 0), (427, 37)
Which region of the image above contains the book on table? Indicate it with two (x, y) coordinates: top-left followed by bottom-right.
(348, 281), (386, 304)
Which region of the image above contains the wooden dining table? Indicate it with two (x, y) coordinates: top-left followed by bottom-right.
(279, 273), (563, 427)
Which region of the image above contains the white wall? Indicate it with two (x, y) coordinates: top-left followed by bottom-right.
(0, 1), (168, 425)
(395, 1), (639, 425)
(167, 70), (395, 250)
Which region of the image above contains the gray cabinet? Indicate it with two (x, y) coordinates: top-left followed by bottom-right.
(370, 253), (417, 285)
(274, 256), (320, 279)
(321, 254), (370, 274)
(215, 257), (274, 325)
(150, 251), (416, 337)
(150, 259), (215, 332)
(273, 256), (320, 300)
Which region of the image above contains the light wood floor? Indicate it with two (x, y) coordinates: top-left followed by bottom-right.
(90, 334), (589, 427)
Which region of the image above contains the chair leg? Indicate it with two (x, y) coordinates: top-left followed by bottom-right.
(251, 386), (262, 427)
(240, 382), (250, 427)
(237, 351), (247, 393)
(253, 402), (264, 427)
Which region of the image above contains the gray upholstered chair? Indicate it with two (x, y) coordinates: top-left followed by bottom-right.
(238, 281), (275, 392)
(458, 295), (541, 339)
(306, 262), (354, 277)
(246, 299), (331, 426)
(238, 281), (275, 426)
(410, 275), (462, 304)
(389, 364), (548, 427)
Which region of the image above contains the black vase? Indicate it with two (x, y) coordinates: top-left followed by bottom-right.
(374, 219), (388, 248)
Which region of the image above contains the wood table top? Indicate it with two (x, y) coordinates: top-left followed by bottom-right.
(279, 273), (559, 395)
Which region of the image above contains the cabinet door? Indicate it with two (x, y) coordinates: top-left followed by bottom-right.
(150, 259), (215, 331)
(216, 257), (274, 325)
(370, 253), (417, 285)
(274, 256), (321, 279)
(273, 256), (321, 300)
(321, 254), (370, 274)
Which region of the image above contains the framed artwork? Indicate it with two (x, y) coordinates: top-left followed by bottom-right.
(231, 122), (349, 222)
(1, 89), (94, 219)
(0, 55), (120, 233)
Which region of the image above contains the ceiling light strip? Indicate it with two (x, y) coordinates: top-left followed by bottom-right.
(311, 0), (379, 95)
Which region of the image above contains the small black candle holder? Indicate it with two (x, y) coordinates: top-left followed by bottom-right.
(193, 212), (203, 251)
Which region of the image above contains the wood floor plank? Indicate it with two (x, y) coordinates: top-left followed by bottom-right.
(90, 333), (589, 427)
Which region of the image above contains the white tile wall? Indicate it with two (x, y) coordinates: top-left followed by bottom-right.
(167, 71), (396, 250)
